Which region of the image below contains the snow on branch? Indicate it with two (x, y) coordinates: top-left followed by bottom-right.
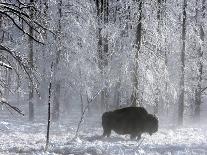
(0, 1), (55, 44)
(0, 61), (12, 70)
(0, 44), (40, 96)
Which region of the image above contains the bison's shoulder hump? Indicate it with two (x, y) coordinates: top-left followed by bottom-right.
(135, 107), (148, 114)
(111, 107), (148, 116)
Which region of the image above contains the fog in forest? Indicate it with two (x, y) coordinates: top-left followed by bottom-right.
(0, 0), (207, 154)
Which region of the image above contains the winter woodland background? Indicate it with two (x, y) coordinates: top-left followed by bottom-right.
(0, 0), (207, 154)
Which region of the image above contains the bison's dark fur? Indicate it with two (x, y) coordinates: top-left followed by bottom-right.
(102, 107), (158, 140)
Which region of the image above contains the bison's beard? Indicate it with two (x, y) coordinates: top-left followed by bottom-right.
(144, 114), (158, 135)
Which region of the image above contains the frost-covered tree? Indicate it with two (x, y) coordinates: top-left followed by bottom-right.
(28, 0), (35, 121)
(177, 0), (187, 126)
(0, 0), (47, 120)
(0, 0), (207, 126)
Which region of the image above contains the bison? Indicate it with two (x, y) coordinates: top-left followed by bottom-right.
(102, 107), (158, 140)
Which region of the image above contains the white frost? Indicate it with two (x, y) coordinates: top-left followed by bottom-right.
(0, 119), (207, 155)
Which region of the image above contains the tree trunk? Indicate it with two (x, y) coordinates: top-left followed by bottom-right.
(28, 0), (34, 121)
(79, 68), (84, 114)
(178, 0), (187, 126)
(163, 1), (169, 116)
(153, 0), (165, 114)
(45, 63), (53, 151)
(114, 80), (121, 109)
(131, 0), (143, 107)
(52, 82), (60, 121)
(4, 56), (11, 98)
(157, 0), (166, 21)
(157, 0), (162, 21)
(194, 0), (205, 122)
(0, 14), (3, 42)
(194, 86), (202, 121)
(95, 0), (109, 111)
(16, 68), (20, 106)
(164, 49), (169, 116)
(52, 0), (62, 121)
(40, 0), (49, 104)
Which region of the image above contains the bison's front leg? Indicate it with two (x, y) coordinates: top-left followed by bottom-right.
(136, 134), (141, 140)
(130, 135), (135, 140)
(102, 129), (111, 137)
(130, 133), (137, 140)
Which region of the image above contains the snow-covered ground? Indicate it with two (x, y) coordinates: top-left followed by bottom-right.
(0, 113), (207, 155)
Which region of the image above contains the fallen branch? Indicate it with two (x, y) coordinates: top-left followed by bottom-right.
(134, 137), (145, 152)
(137, 137), (145, 148)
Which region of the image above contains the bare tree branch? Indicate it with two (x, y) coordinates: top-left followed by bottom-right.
(1, 100), (24, 116)
(74, 88), (105, 138)
(0, 1), (55, 43)
(0, 44), (40, 96)
(0, 11), (44, 44)
(201, 86), (207, 93)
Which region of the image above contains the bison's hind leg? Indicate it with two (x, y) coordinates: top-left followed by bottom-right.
(130, 133), (141, 140)
(130, 133), (136, 140)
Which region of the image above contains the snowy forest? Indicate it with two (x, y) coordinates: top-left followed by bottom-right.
(0, 0), (207, 154)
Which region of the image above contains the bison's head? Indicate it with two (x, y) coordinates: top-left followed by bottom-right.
(102, 111), (113, 127)
(144, 114), (158, 135)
